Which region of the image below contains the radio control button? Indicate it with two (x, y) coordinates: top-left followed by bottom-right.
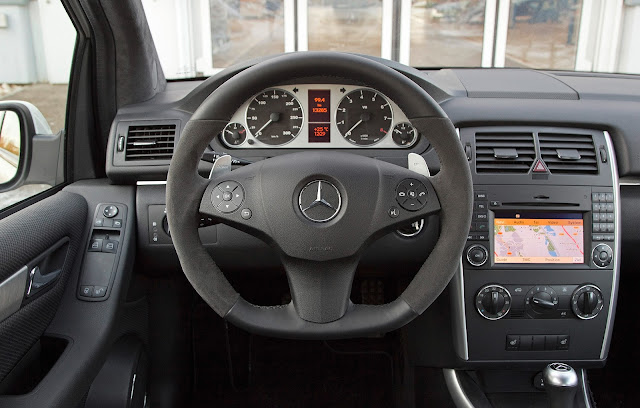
(477, 222), (489, 232)
(605, 223), (614, 233)
(474, 213), (488, 221)
(605, 213), (614, 222)
(592, 193), (600, 202)
(475, 192), (487, 200)
(466, 244), (488, 266)
(592, 203), (601, 212)
(598, 193), (607, 202)
(592, 244), (613, 267)
(592, 234), (603, 241)
(605, 193), (614, 202)
(490, 201), (501, 207)
(592, 213), (601, 222)
(592, 223), (601, 233)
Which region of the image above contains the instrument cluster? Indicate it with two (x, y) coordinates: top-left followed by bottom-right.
(217, 84), (423, 149)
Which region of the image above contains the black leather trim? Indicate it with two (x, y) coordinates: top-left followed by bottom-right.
(225, 298), (418, 340)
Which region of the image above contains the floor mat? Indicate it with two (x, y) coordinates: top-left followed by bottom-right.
(191, 302), (396, 408)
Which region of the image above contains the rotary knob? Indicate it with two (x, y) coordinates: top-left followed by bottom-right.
(466, 244), (488, 267)
(571, 284), (604, 320)
(476, 284), (511, 320)
(525, 286), (559, 316)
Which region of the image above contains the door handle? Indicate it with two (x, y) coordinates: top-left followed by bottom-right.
(26, 265), (62, 297)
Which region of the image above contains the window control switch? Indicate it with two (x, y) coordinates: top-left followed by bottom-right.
(88, 239), (102, 252)
(102, 240), (118, 253)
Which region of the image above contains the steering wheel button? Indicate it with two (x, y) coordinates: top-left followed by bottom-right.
(389, 207), (400, 218)
(218, 201), (239, 213)
(218, 181), (240, 192)
(211, 189), (224, 206)
(240, 209), (252, 219)
(222, 191), (233, 201)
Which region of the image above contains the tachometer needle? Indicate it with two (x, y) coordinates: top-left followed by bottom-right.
(255, 119), (273, 137)
(345, 119), (363, 136)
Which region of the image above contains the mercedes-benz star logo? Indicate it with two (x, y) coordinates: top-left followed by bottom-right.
(298, 180), (342, 222)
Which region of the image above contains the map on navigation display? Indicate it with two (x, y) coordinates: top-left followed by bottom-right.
(494, 213), (584, 264)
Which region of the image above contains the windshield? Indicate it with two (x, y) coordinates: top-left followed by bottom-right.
(141, 0), (639, 79)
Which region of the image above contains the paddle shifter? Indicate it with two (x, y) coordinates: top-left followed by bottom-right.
(543, 363), (578, 408)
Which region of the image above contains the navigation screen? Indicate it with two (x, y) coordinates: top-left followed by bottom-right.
(494, 212), (584, 264)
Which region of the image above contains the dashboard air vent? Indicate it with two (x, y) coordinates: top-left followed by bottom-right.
(124, 124), (176, 161)
(538, 133), (598, 174)
(475, 132), (536, 173)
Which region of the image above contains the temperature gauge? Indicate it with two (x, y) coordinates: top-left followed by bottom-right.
(391, 122), (418, 147)
(220, 122), (247, 146)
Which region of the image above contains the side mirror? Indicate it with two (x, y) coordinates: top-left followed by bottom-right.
(0, 101), (60, 193)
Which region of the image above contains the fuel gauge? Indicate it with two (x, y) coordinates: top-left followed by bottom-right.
(220, 122), (247, 147)
(392, 122), (418, 147)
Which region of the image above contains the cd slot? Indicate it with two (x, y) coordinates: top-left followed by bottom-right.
(500, 202), (580, 207)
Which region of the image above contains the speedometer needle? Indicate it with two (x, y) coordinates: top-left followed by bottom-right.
(345, 119), (363, 136)
(254, 119), (273, 137)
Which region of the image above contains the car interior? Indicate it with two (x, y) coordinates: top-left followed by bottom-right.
(0, 1), (639, 407)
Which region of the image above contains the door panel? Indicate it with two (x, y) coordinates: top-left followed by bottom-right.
(0, 192), (87, 383)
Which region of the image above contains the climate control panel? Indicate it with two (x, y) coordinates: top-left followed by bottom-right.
(475, 283), (604, 320)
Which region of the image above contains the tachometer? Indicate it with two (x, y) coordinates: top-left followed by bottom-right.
(246, 88), (303, 145)
(336, 88), (392, 146)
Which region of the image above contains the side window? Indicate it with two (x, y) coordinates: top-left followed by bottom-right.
(0, 0), (76, 210)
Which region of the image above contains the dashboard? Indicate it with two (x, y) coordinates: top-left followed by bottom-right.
(104, 55), (640, 372)
(218, 84), (423, 149)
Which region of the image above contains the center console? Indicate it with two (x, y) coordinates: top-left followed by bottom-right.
(454, 127), (619, 364)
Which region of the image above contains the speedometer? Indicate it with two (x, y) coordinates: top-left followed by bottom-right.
(336, 88), (393, 146)
(246, 88), (303, 146)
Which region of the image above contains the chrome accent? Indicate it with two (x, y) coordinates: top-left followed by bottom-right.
(544, 363), (578, 388)
(208, 154), (232, 179)
(601, 131), (620, 359)
(0, 266), (28, 323)
(443, 369), (474, 408)
(475, 284), (512, 320)
(580, 369), (593, 408)
(298, 180), (342, 223)
(396, 219), (424, 238)
(136, 180), (167, 185)
(408, 152), (430, 177)
(451, 259), (469, 360)
(466, 244), (488, 267)
(26, 266), (37, 297)
(591, 243), (613, 269)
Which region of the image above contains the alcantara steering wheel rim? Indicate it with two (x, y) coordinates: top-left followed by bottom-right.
(166, 52), (473, 339)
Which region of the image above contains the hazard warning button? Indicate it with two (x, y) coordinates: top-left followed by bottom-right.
(532, 159), (548, 173)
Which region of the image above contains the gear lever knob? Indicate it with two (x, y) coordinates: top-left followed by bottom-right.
(543, 363), (578, 408)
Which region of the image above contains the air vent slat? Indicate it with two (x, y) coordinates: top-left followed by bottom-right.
(475, 133), (535, 174)
(539, 133), (598, 175)
(125, 123), (177, 161)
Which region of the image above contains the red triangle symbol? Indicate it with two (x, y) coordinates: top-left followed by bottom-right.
(533, 159), (548, 173)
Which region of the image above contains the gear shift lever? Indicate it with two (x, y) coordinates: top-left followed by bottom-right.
(543, 363), (578, 408)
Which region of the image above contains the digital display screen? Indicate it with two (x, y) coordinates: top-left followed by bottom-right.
(308, 89), (331, 143)
(494, 212), (584, 264)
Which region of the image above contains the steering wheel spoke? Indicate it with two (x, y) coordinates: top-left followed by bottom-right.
(282, 255), (359, 323)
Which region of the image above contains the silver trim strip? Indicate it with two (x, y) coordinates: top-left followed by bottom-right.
(451, 260), (469, 360)
(443, 369), (474, 408)
(0, 266), (28, 323)
(581, 369), (593, 408)
(136, 181), (167, 186)
(601, 131), (620, 359)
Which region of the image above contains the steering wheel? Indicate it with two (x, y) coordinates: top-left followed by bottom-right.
(166, 52), (472, 339)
